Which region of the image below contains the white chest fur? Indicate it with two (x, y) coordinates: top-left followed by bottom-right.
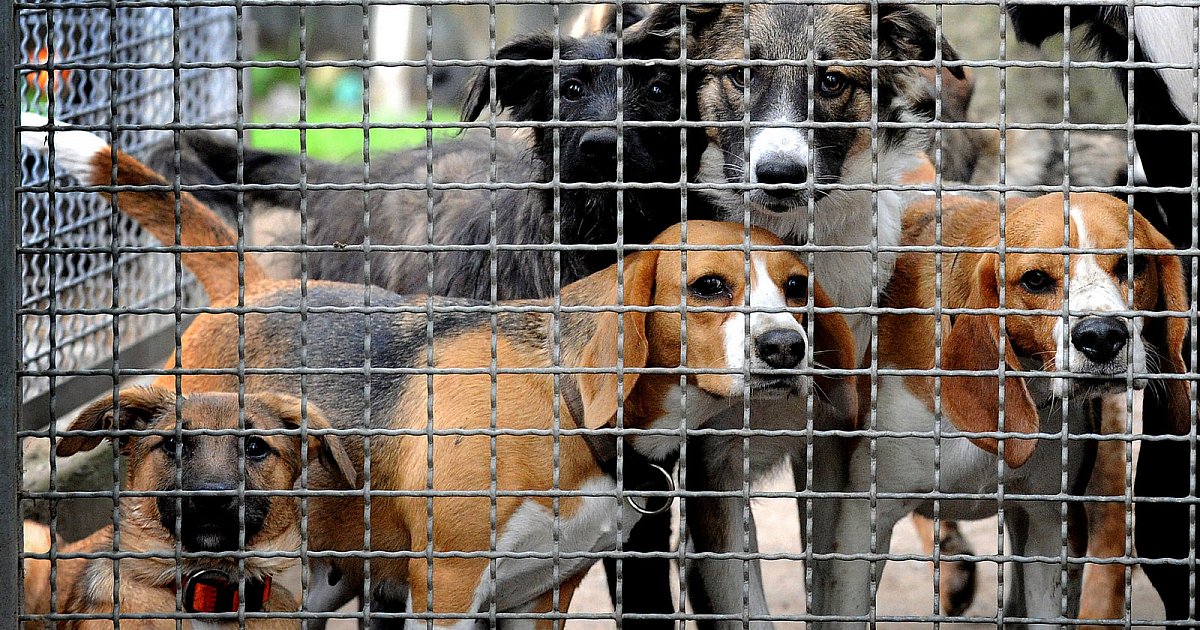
(464, 476), (636, 616)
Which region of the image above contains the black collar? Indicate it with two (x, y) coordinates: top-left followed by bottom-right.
(560, 376), (676, 515)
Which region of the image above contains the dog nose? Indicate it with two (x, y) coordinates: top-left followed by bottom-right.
(161, 482), (267, 551)
(1071, 317), (1129, 363)
(755, 329), (806, 369)
(755, 156), (808, 197)
(579, 128), (619, 159)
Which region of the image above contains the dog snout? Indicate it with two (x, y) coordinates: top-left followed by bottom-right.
(755, 329), (806, 369)
(1070, 317), (1129, 364)
(755, 155), (808, 198)
(159, 482), (268, 551)
(579, 128), (619, 160)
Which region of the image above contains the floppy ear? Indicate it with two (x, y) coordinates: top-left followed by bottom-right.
(256, 393), (358, 488)
(461, 32), (561, 123)
(576, 251), (659, 430)
(624, 2), (727, 57)
(57, 386), (175, 457)
(811, 281), (860, 428)
(942, 254), (1041, 468)
(1144, 245), (1192, 436)
(878, 3), (964, 80)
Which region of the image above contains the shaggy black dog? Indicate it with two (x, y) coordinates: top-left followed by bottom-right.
(146, 25), (687, 301)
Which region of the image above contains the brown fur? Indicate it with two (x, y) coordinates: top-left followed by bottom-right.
(879, 192), (1188, 468)
(38, 388), (353, 629)
(58, 130), (859, 624)
(1079, 396), (1134, 628)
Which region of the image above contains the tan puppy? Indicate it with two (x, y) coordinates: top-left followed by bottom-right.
(29, 388), (353, 629)
(23, 119), (859, 629)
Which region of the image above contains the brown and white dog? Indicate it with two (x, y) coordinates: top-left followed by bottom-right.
(21, 117), (859, 629)
(619, 5), (961, 626)
(24, 387), (354, 629)
(812, 192), (1190, 627)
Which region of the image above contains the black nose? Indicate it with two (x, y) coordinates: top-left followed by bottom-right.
(1071, 317), (1129, 364)
(756, 329), (806, 370)
(755, 157), (808, 197)
(159, 482), (268, 552)
(579, 128), (619, 159)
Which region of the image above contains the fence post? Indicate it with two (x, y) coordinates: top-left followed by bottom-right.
(1, 0), (22, 624)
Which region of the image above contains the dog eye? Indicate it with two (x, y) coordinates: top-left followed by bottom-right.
(689, 275), (731, 299)
(161, 436), (179, 458)
(784, 275), (809, 301)
(1114, 254), (1148, 282)
(1019, 269), (1056, 294)
(818, 71), (848, 97)
(560, 79), (585, 101)
(244, 437), (271, 460)
(646, 78), (672, 102)
(727, 67), (752, 90)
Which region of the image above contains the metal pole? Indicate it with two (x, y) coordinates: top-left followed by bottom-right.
(0, 0), (24, 624)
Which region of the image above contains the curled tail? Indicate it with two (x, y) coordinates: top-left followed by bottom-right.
(20, 113), (265, 300)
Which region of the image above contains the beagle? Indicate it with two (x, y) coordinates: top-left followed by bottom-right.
(811, 192), (1190, 626)
(29, 387), (354, 629)
(21, 120), (859, 628)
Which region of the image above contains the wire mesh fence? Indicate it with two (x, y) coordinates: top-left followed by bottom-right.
(5, 0), (1199, 628)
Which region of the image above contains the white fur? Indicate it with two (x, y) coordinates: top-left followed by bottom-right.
(1052, 207), (1148, 396)
(1135, 6), (1199, 121)
(20, 112), (109, 184)
(748, 123), (810, 185)
(813, 371), (1092, 629)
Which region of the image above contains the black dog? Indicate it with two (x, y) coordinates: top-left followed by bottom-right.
(1008, 7), (1196, 625)
(145, 25), (687, 302)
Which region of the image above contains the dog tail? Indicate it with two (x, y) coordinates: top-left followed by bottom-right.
(20, 113), (266, 299)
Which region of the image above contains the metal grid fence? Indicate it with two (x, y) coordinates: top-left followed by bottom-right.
(5, 0), (1199, 628)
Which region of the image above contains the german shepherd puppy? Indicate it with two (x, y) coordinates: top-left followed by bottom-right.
(24, 387), (354, 629)
(144, 25), (688, 301)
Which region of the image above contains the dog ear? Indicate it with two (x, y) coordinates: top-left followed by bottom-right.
(878, 3), (965, 80)
(577, 251), (659, 430)
(624, 3), (727, 57)
(255, 393), (359, 488)
(942, 254), (1041, 469)
(811, 280), (860, 428)
(1143, 236), (1192, 436)
(57, 386), (175, 457)
(461, 32), (562, 123)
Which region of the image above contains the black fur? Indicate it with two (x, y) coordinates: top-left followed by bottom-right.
(144, 29), (688, 301)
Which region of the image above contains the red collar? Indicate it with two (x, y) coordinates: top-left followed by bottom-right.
(179, 570), (272, 614)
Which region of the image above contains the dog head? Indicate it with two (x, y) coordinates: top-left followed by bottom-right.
(942, 192), (1189, 467)
(58, 387), (355, 554)
(636, 3), (960, 224)
(568, 220), (858, 433)
(462, 27), (681, 185)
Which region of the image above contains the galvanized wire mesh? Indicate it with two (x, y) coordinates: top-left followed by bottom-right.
(6, 1), (1200, 629)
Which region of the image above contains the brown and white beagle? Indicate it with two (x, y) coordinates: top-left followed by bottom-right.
(811, 192), (1190, 627)
(21, 118), (859, 629)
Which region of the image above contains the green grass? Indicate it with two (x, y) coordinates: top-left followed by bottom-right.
(249, 105), (462, 161)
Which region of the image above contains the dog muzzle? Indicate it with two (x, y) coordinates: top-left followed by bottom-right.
(180, 570), (272, 614)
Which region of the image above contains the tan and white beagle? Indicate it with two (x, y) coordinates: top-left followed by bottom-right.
(811, 192), (1190, 627)
(21, 118), (860, 629)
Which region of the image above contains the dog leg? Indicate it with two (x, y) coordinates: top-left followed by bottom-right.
(909, 514), (978, 616)
(1080, 398), (1131, 629)
(684, 432), (774, 630)
(809, 443), (909, 629)
(603, 490), (675, 630)
(1004, 504), (1070, 630)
